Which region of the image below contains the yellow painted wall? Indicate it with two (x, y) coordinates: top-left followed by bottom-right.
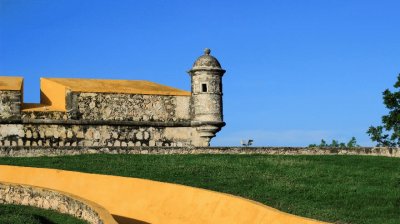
(0, 76), (23, 91)
(40, 78), (67, 111)
(0, 165), (328, 224)
(45, 78), (191, 96)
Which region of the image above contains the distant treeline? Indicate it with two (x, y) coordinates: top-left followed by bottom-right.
(308, 137), (359, 148)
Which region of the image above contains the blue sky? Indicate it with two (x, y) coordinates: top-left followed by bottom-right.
(1, 0), (399, 146)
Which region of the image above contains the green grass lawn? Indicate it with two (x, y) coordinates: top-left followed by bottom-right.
(0, 154), (399, 224)
(0, 204), (87, 224)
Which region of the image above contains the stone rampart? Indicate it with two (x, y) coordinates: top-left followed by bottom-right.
(1, 49), (229, 147)
(0, 76), (218, 147)
(0, 146), (398, 157)
(75, 92), (190, 122)
(0, 124), (194, 147)
(0, 182), (118, 224)
(0, 90), (21, 122)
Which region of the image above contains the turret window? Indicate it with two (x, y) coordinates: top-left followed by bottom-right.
(201, 83), (208, 92)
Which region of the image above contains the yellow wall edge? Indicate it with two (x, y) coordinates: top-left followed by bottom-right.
(0, 165), (329, 224)
(0, 76), (23, 91)
(40, 78), (67, 111)
(46, 78), (191, 96)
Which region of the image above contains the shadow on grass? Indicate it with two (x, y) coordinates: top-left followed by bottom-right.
(112, 215), (150, 224)
(33, 215), (56, 224)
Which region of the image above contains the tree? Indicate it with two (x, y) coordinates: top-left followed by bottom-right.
(367, 74), (400, 147)
(346, 137), (359, 148)
(319, 139), (328, 147)
(331, 139), (339, 147)
(308, 138), (359, 148)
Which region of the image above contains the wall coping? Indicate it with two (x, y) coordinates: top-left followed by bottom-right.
(0, 76), (23, 91)
(0, 181), (118, 224)
(0, 146), (398, 157)
(0, 165), (328, 224)
(42, 78), (191, 96)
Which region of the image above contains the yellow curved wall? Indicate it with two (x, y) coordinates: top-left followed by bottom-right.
(0, 165), (328, 224)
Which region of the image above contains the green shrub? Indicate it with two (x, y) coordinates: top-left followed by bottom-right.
(308, 137), (359, 148)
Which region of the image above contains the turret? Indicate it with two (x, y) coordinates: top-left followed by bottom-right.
(188, 49), (226, 146)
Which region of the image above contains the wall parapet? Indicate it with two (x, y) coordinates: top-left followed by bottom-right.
(0, 165), (327, 224)
(0, 146), (398, 157)
(0, 182), (118, 224)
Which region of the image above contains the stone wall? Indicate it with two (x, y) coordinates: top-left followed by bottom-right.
(0, 182), (118, 224)
(0, 90), (218, 147)
(0, 146), (398, 157)
(191, 72), (223, 122)
(0, 90), (21, 121)
(0, 124), (197, 147)
(0, 50), (227, 147)
(0, 91), (205, 146)
(74, 92), (191, 122)
(21, 110), (69, 120)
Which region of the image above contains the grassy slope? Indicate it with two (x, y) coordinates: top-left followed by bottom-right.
(0, 204), (87, 224)
(0, 154), (399, 224)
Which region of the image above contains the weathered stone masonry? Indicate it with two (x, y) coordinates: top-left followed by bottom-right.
(75, 93), (190, 121)
(0, 49), (226, 147)
(0, 124), (195, 147)
(0, 147), (398, 158)
(0, 182), (118, 224)
(0, 90), (21, 121)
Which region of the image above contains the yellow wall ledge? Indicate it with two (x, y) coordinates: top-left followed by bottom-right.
(0, 76), (23, 91)
(0, 165), (329, 224)
(42, 78), (191, 96)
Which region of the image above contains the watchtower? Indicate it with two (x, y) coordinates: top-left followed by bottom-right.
(188, 48), (226, 146)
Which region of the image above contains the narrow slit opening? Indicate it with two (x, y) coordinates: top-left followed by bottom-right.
(201, 84), (207, 92)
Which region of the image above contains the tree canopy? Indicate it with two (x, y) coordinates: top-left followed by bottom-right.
(367, 74), (400, 147)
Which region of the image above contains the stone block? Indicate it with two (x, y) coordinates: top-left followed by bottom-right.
(76, 131), (84, 138)
(39, 130), (45, 138)
(26, 130), (32, 138)
(136, 132), (143, 140)
(144, 131), (150, 140)
(149, 140), (155, 146)
(112, 132), (118, 139)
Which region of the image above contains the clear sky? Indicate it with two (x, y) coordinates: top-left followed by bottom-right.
(1, 0), (399, 146)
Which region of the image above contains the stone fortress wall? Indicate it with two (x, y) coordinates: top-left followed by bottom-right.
(0, 49), (226, 147)
(0, 89), (22, 121)
(0, 124), (194, 147)
(0, 146), (398, 158)
(0, 182), (118, 224)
